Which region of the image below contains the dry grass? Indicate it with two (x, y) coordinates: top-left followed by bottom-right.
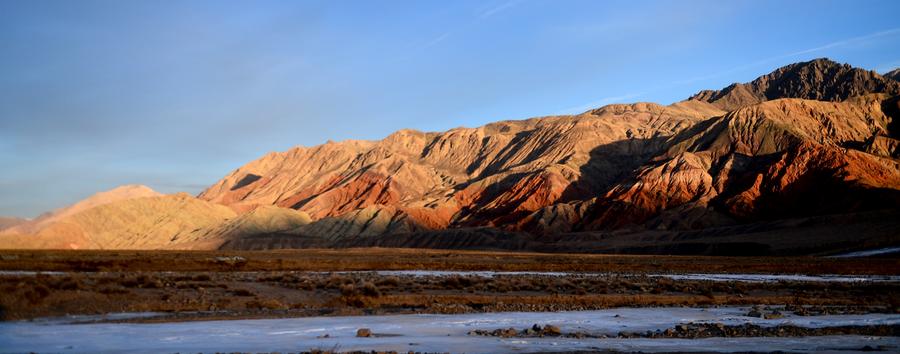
(2, 268), (898, 321)
(1, 249), (896, 321)
(0, 248), (897, 274)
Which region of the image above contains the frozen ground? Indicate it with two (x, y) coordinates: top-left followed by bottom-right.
(3, 270), (898, 283)
(0, 270), (65, 276)
(2, 307), (898, 353)
(829, 247), (900, 258)
(647, 273), (900, 283)
(350, 270), (900, 283)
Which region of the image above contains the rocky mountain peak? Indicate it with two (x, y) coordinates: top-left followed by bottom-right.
(689, 58), (900, 111)
(884, 68), (900, 82)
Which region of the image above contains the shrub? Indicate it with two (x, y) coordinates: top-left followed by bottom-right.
(139, 275), (163, 289)
(99, 286), (130, 295)
(232, 289), (255, 297)
(54, 277), (83, 291)
(344, 296), (367, 308)
(554, 279), (575, 291)
(326, 275), (352, 289)
(123, 275), (163, 289)
(442, 276), (462, 289)
(245, 298), (286, 310)
(375, 276), (400, 288)
(360, 282), (381, 297)
(340, 283), (358, 297)
(121, 277), (140, 288)
(24, 285), (50, 304)
(296, 280), (316, 291)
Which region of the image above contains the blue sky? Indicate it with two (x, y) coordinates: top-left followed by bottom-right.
(1, 0), (899, 218)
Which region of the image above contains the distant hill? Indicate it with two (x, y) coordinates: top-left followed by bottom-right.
(0, 217), (27, 231)
(2, 184), (161, 236)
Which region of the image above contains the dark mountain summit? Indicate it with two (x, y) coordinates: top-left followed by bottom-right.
(884, 68), (900, 82)
(689, 58), (900, 111)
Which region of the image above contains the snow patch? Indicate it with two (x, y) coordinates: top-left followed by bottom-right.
(2, 307), (898, 353)
(829, 246), (900, 258)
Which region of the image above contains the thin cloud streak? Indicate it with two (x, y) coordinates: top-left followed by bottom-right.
(785, 28), (900, 57)
(670, 27), (900, 88)
(416, 0), (520, 51)
(420, 31), (453, 50)
(556, 93), (643, 115)
(875, 59), (900, 73)
(480, 0), (519, 19)
(555, 27), (900, 115)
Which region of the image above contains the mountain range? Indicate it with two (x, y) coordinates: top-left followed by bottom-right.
(2, 58), (899, 255)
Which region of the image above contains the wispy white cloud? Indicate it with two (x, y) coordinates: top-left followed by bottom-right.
(784, 28), (900, 58)
(480, 0), (519, 19)
(548, 26), (900, 115)
(420, 31), (453, 50)
(415, 0), (521, 52)
(671, 27), (900, 87)
(874, 59), (900, 74)
(556, 93), (643, 115)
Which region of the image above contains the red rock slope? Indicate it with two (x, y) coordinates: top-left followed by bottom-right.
(198, 59), (900, 248)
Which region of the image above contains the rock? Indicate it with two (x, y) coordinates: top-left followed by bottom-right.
(498, 328), (518, 337)
(214, 256), (247, 266)
(618, 331), (638, 338)
(541, 324), (562, 336)
(356, 328), (372, 337)
(788, 305), (810, 316)
(747, 309), (764, 318)
(764, 311), (784, 319)
(639, 322), (900, 339)
(689, 58), (900, 111)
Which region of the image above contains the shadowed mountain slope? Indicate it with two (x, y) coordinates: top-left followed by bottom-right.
(884, 68), (900, 82)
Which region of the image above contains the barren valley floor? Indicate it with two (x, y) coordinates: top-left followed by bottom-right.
(1, 249), (898, 321)
(1, 249), (898, 353)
